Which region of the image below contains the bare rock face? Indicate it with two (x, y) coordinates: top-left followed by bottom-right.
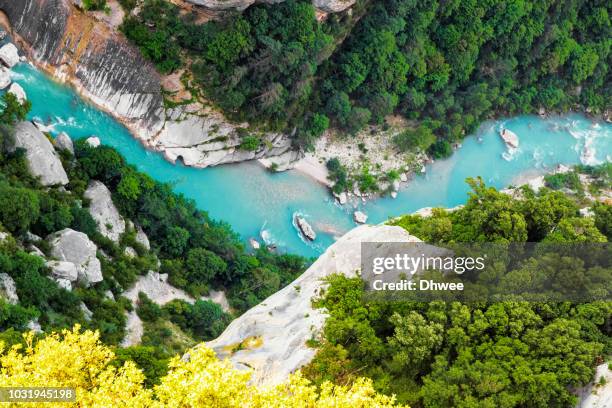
(205, 224), (421, 386)
(10, 122), (69, 186)
(312, 0), (355, 12)
(46, 260), (79, 283)
(135, 226), (150, 250)
(123, 271), (193, 306)
(575, 363), (612, 408)
(0, 273), (18, 304)
(84, 180), (125, 243)
(8, 82), (26, 103)
(54, 132), (74, 154)
(48, 228), (102, 287)
(0, 42), (19, 67)
(0, 0), (164, 136)
(184, 0), (354, 12)
(0, 67), (10, 89)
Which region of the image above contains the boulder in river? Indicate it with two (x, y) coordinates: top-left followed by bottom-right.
(8, 82), (26, 103)
(500, 128), (519, 149)
(10, 122), (69, 186)
(54, 132), (74, 154)
(0, 43), (19, 68)
(333, 191), (347, 205)
(48, 228), (102, 287)
(84, 180), (125, 243)
(353, 211), (368, 224)
(295, 215), (316, 241)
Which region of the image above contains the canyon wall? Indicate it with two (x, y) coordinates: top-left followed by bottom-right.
(0, 0), (299, 168)
(184, 0), (355, 13)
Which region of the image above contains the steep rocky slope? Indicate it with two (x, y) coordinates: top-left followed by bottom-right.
(205, 224), (421, 385)
(0, 0), (297, 168)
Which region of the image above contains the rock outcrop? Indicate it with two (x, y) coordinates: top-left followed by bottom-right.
(84, 180), (125, 243)
(48, 228), (102, 287)
(0, 67), (10, 89)
(205, 224), (421, 386)
(0, 0), (300, 170)
(0, 0), (164, 136)
(0, 273), (18, 304)
(0, 42), (19, 67)
(10, 121), (69, 186)
(123, 271), (193, 306)
(184, 0), (355, 13)
(8, 82), (26, 103)
(54, 132), (74, 154)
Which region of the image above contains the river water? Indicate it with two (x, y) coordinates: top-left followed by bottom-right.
(9, 63), (612, 257)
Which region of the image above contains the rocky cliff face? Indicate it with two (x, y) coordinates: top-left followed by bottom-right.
(204, 224), (421, 386)
(185, 0), (355, 13)
(0, 0), (298, 168)
(0, 0), (165, 137)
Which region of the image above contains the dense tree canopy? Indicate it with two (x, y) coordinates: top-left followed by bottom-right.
(124, 0), (611, 152)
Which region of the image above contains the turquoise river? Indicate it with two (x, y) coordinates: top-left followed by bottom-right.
(8, 62), (612, 258)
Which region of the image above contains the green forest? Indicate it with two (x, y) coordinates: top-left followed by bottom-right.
(303, 173), (612, 407)
(121, 0), (610, 155)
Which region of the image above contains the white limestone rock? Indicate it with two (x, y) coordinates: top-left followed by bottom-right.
(48, 229), (102, 287)
(55, 278), (72, 291)
(84, 180), (126, 243)
(333, 191), (347, 205)
(121, 311), (143, 347)
(575, 363), (612, 408)
(206, 225), (421, 385)
(0, 273), (18, 304)
(313, 0), (355, 12)
(0, 67), (10, 89)
(8, 82), (26, 103)
(80, 302), (93, 321)
(353, 210), (368, 224)
(124, 246), (137, 258)
(123, 271), (193, 306)
(86, 136), (101, 147)
(54, 132), (74, 154)
(0, 43), (19, 68)
(46, 260), (78, 282)
(135, 226), (150, 250)
(10, 122), (69, 186)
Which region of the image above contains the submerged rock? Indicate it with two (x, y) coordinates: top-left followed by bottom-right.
(48, 228), (102, 287)
(0, 43), (19, 68)
(206, 225), (421, 385)
(10, 122), (69, 186)
(84, 180), (126, 243)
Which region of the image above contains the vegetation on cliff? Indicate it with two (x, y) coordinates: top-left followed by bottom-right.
(123, 0), (610, 154)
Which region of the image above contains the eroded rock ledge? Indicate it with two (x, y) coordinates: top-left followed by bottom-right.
(0, 0), (299, 168)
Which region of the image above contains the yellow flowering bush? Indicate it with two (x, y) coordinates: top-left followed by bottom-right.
(0, 326), (406, 408)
